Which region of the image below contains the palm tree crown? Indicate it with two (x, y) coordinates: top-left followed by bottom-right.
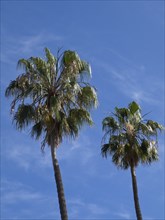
(101, 101), (164, 169)
(5, 48), (98, 149)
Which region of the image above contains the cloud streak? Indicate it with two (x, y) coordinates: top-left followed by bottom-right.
(68, 197), (109, 218)
(94, 50), (164, 107)
(4, 142), (52, 171)
(3, 131), (97, 176)
(1, 30), (64, 65)
(1, 179), (59, 219)
(1, 179), (44, 206)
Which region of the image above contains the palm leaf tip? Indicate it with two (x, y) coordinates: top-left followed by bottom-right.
(129, 101), (140, 114)
(102, 117), (118, 131)
(101, 144), (110, 157)
(78, 86), (98, 109)
(147, 120), (165, 133)
(31, 121), (43, 140)
(5, 80), (18, 97)
(45, 47), (56, 64)
(80, 61), (92, 77)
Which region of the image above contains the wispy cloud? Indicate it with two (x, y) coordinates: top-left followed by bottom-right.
(94, 50), (164, 106)
(58, 134), (97, 166)
(4, 140), (52, 171)
(113, 204), (132, 219)
(3, 131), (97, 175)
(116, 211), (131, 219)
(1, 179), (45, 205)
(1, 179), (59, 219)
(1, 30), (64, 65)
(68, 197), (108, 218)
(18, 33), (63, 54)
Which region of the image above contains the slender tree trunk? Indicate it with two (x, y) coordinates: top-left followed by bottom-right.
(130, 165), (143, 220)
(50, 145), (68, 220)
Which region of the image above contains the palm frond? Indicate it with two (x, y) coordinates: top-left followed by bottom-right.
(102, 117), (119, 132)
(78, 61), (92, 80)
(146, 120), (164, 134)
(68, 108), (93, 128)
(17, 59), (32, 72)
(128, 101), (141, 114)
(13, 104), (35, 130)
(5, 80), (20, 97)
(45, 48), (56, 65)
(31, 121), (43, 140)
(101, 144), (111, 157)
(78, 86), (98, 109)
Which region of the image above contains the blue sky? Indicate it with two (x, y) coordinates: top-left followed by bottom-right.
(1, 1), (164, 219)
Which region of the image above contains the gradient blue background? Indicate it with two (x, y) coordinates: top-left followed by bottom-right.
(1, 1), (164, 219)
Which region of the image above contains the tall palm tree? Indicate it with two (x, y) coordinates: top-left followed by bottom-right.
(5, 48), (98, 220)
(101, 101), (164, 220)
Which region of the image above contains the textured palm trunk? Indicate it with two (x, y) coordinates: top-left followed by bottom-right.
(130, 165), (143, 220)
(51, 145), (68, 220)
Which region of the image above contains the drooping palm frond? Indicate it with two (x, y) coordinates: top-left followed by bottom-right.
(5, 80), (20, 97)
(78, 86), (98, 109)
(68, 108), (93, 128)
(102, 117), (119, 132)
(31, 121), (44, 140)
(13, 104), (35, 130)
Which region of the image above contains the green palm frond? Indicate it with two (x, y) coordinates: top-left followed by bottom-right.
(140, 139), (159, 164)
(45, 48), (56, 65)
(13, 104), (35, 130)
(102, 117), (119, 132)
(101, 144), (112, 157)
(146, 120), (164, 134)
(17, 59), (33, 72)
(80, 61), (91, 74)
(31, 121), (43, 140)
(68, 108), (93, 128)
(128, 101), (140, 115)
(5, 80), (20, 97)
(78, 86), (98, 109)
(63, 50), (81, 67)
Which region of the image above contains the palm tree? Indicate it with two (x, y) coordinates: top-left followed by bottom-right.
(101, 101), (164, 220)
(5, 48), (98, 220)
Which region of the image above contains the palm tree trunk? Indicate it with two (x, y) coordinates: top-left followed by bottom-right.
(51, 145), (68, 220)
(130, 165), (143, 220)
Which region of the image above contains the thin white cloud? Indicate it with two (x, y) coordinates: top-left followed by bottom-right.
(1, 179), (44, 205)
(68, 197), (108, 218)
(1, 179), (59, 219)
(3, 131), (97, 176)
(18, 33), (63, 54)
(96, 58), (164, 106)
(116, 211), (131, 219)
(58, 134), (96, 166)
(1, 30), (64, 65)
(4, 141), (52, 171)
(114, 70), (160, 105)
(113, 204), (132, 219)
(88, 203), (108, 215)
